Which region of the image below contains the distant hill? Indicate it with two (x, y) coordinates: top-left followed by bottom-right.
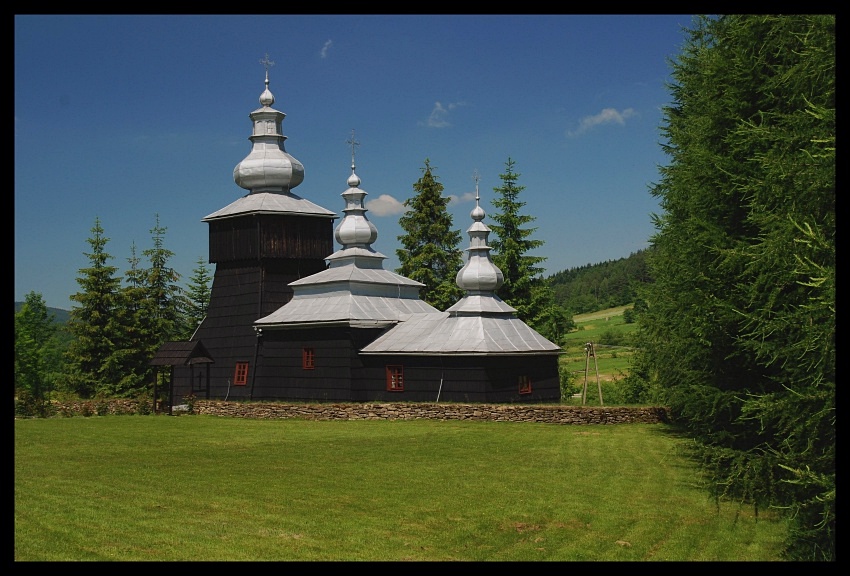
(14, 302), (71, 324)
(546, 248), (652, 315)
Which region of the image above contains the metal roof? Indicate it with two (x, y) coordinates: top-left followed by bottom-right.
(202, 191), (337, 221)
(359, 311), (561, 356)
(255, 291), (437, 329)
(289, 260), (424, 287)
(255, 262), (436, 328)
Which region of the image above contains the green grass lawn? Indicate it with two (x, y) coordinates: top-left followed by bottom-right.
(15, 415), (789, 561)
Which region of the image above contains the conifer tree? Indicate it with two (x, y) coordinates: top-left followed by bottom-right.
(141, 214), (184, 346)
(103, 242), (154, 397)
(396, 159), (463, 310)
(65, 217), (123, 398)
(629, 14), (834, 560)
(489, 157), (566, 339)
(182, 256), (212, 339)
(14, 291), (56, 400)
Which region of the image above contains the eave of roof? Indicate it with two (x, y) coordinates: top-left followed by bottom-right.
(202, 191), (337, 221)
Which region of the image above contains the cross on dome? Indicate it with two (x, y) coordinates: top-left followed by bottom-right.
(259, 53), (275, 75)
(471, 169), (485, 222)
(346, 129), (360, 172)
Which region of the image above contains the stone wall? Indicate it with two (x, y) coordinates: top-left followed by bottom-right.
(193, 400), (669, 425)
(34, 399), (669, 425)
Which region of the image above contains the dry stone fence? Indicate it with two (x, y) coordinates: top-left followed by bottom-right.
(42, 399), (669, 424)
(192, 401), (668, 425)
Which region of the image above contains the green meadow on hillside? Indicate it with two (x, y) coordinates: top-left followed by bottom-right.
(560, 305), (638, 404)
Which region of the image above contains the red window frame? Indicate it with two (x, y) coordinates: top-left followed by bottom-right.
(386, 365), (404, 392)
(302, 347), (315, 370)
(233, 362), (249, 386)
(518, 375), (532, 395)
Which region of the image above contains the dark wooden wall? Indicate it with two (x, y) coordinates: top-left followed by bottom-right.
(250, 327), (384, 401)
(172, 260), (329, 402)
(241, 327), (560, 404)
(355, 354), (561, 404)
(208, 214), (334, 263)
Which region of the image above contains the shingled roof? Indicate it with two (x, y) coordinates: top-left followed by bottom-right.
(150, 341), (215, 366)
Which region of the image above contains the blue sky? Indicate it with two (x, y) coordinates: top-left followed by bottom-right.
(15, 14), (693, 310)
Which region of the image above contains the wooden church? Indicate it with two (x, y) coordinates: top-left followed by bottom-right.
(171, 64), (561, 404)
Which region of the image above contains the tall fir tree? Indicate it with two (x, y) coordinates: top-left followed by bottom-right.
(629, 15), (834, 560)
(396, 159), (463, 310)
(489, 158), (566, 340)
(141, 214), (184, 346)
(14, 291), (56, 400)
(182, 256), (212, 339)
(103, 242), (155, 397)
(65, 217), (123, 398)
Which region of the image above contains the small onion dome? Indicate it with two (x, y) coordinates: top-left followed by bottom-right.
(455, 186), (504, 292)
(335, 164), (378, 248)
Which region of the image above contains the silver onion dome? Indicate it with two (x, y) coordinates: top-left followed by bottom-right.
(233, 60), (304, 193)
(335, 161), (379, 248)
(455, 178), (504, 292)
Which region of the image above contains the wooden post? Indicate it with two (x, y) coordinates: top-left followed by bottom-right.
(582, 344), (589, 405)
(591, 342), (603, 406)
(582, 342), (603, 406)
(168, 367), (174, 416)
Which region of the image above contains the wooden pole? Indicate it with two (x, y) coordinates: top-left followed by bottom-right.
(592, 342), (603, 406)
(582, 343), (590, 405)
(168, 367), (174, 416)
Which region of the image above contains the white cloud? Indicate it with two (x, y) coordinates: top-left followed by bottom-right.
(566, 107), (637, 137)
(365, 194), (406, 216)
(320, 40), (333, 59)
(420, 101), (466, 128)
(447, 191), (478, 206)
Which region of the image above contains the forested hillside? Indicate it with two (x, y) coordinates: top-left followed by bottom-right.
(547, 248), (651, 314)
(14, 302), (70, 324)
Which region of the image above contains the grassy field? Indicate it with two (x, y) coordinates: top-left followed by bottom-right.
(15, 415), (789, 561)
(560, 305), (639, 404)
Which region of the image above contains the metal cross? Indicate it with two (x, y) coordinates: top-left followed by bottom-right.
(346, 129), (360, 168)
(473, 169), (481, 199)
(259, 53), (275, 72)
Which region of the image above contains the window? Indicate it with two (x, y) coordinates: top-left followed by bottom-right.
(386, 365), (404, 392)
(302, 347), (315, 370)
(518, 375), (532, 395)
(233, 362), (249, 386)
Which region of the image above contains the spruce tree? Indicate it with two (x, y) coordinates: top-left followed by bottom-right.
(104, 242), (154, 397)
(14, 291), (56, 400)
(132, 215), (185, 403)
(630, 14), (834, 560)
(65, 217), (123, 398)
(182, 256), (212, 339)
(489, 157), (567, 339)
(396, 159), (463, 310)
(141, 214), (184, 346)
